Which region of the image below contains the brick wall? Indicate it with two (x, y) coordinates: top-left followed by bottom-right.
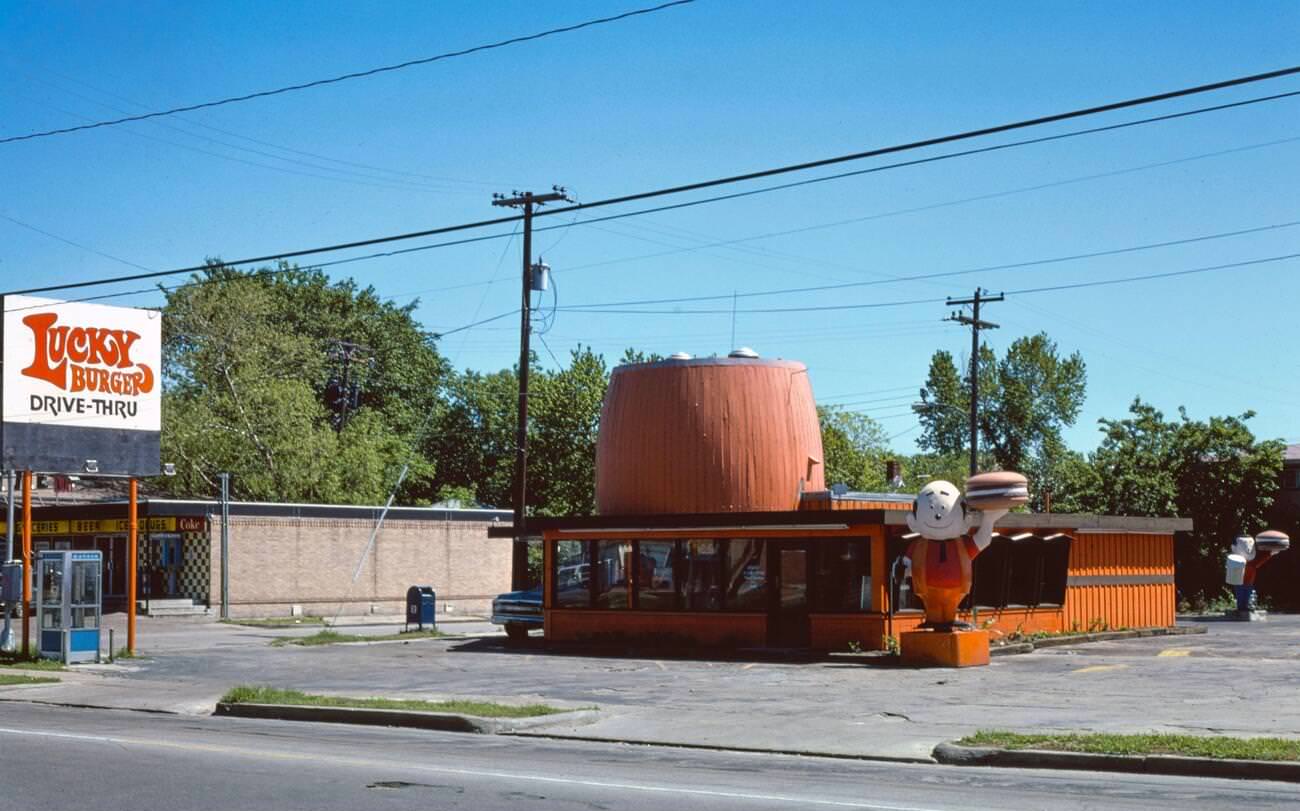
(207, 516), (510, 618)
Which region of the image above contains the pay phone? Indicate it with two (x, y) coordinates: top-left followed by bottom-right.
(35, 550), (102, 664)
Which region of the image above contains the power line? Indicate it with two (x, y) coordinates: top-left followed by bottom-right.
(561, 253), (1300, 316)
(430, 309), (519, 339)
(1005, 252), (1300, 296)
(8, 69), (1300, 298)
(0, 213), (154, 272)
(556, 134), (1300, 277)
(556, 219), (1300, 309)
(541, 86), (1300, 227)
(1, 1), (697, 145)
(22, 70), (509, 189)
(819, 384), (925, 401)
(370, 132), (1300, 304)
(15, 91), (485, 195)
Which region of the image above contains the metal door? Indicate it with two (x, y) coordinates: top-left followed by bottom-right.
(768, 542), (810, 648)
(94, 536), (127, 599)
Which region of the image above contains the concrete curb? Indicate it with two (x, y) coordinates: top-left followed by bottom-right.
(213, 702), (599, 734)
(989, 642), (1035, 656)
(508, 730), (936, 764)
(988, 624), (1207, 656)
(1028, 625), (1206, 649)
(932, 742), (1300, 784)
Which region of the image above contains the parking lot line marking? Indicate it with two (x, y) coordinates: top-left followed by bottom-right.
(1071, 664), (1130, 674)
(1157, 649), (1191, 657)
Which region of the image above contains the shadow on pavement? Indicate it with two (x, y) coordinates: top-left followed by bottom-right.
(444, 636), (902, 667)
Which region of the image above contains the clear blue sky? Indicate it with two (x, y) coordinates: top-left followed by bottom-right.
(2, 1), (1297, 455)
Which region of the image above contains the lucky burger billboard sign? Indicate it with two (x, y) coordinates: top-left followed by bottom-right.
(3, 295), (161, 475)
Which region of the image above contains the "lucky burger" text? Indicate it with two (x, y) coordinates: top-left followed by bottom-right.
(21, 312), (155, 396)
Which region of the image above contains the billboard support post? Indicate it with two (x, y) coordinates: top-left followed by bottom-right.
(2, 470), (14, 653)
(128, 479), (137, 655)
(21, 471), (31, 655)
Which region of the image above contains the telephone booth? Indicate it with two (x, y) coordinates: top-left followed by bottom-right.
(36, 550), (102, 663)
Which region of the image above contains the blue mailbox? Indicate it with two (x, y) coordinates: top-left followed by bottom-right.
(36, 550), (102, 664)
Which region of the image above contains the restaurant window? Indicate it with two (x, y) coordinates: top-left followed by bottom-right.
(636, 540), (679, 610)
(1006, 536), (1044, 607)
(682, 539), (723, 610)
(815, 539), (872, 612)
(554, 540), (592, 608)
(594, 540), (631, 609)
(725, 539), (768, 611)
(971, 535), (1012, 609)
(888, 535), (924, 611)
(1039, 535), (1072, 606)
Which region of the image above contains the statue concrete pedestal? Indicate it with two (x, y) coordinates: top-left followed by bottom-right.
(900, 628), (990, 668)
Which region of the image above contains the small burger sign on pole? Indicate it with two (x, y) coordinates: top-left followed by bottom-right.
(2, 295), (161, 476)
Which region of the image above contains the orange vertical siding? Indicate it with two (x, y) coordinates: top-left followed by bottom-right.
(1064, 532), (1175, 630)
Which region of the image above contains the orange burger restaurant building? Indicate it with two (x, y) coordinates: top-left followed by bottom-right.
(492, 353), (1191, 652)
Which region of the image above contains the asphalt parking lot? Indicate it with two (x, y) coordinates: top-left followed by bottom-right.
(6, 612), (1298, 760)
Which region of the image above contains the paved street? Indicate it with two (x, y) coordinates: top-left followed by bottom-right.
(3, 703), (1298, 811)
(7, 612), (1294, 762)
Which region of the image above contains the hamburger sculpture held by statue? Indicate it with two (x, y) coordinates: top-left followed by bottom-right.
(900, 471), (1028, 666)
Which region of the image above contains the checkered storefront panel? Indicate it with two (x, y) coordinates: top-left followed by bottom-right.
(179, 529), (210, 604)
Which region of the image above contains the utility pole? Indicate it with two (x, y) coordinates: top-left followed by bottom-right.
(945, 288), (1003, 477)
(327, 340), (373, 431)
(218, 472), (230, 620)
(492, 187), (571, 590)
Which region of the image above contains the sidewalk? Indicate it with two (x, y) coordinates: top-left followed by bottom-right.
(3, 614), (1298, 766)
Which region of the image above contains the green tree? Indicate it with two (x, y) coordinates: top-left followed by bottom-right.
(903, 450), (996, 492)
(917, 332), (1086, 474)
(427, 347), (609, 516)
(819, 406), (890, 491)
(1081, 399), (1283, 604)
(618, 348), (665, 364)
(157, 262), (446, 503)
(426, 367), (517, 508)
(530, 347), (608, 516)
(1024, 437), (1100, 514)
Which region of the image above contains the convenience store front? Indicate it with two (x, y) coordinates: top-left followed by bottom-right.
(2, 513), (206, 609)
(516, 506), (1189, 651)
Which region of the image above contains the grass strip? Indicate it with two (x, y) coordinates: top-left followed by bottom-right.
(223, 617), (326, 628)
(220, 685), (569, 718)
(270, 628), (447, 647)
(0, 674), (60, 686)
(960, 730), (1300, 761)
(0, 656), (66, 672)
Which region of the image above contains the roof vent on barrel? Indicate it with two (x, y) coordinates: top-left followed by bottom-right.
(728, 346), (760, 358)
(595, 355), (824, 515)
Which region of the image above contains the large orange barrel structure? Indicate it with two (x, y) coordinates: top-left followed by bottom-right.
(595, 354), (825, 515)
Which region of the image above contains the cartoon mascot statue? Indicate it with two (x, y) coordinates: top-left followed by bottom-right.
(1227, 531), (1290, 619)
(899, 472), (1027, 666)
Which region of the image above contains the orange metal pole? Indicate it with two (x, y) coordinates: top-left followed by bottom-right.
(21, 471), (31, 656)
(128, 479), (137, 654)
